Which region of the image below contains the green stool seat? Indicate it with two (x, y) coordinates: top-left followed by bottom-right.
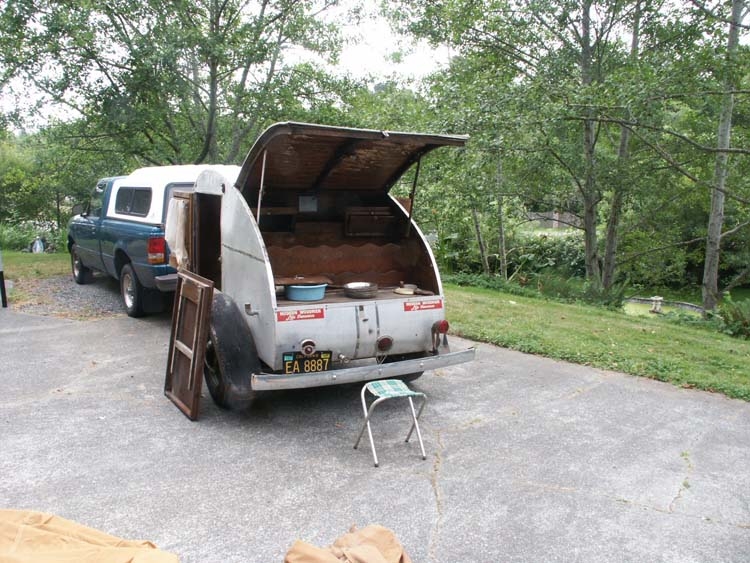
(354, 379), (427, 467)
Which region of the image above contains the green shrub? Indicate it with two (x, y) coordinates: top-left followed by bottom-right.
(532, 272), (584, 300)
(436, 230), (587, 279)
(0, 223), (36, 250)
(581, 278), (629, 309)
(444, 272), (540, 298)
(720, 293), (750, 339)
(507, 231), (586, 278)
(0, 222), (63, 252)
(662, 310), (723, 333)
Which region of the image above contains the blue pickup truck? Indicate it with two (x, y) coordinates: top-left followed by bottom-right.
(67, 165), (238, 317)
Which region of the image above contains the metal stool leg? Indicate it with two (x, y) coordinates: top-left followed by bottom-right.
(405, 395), (426, 442)
(353, 384), (370, 450)
(405, 396), (426, 460)
(354, 387), (387, 467)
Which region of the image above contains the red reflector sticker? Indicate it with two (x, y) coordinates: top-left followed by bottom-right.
(404, 299), (443, 312)
(277, 308), (325, 322)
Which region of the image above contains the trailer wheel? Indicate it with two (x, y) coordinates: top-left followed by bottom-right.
(70, 246), (93, 284)
(204, 335), (230, 408)
(204, 292), (260, 409)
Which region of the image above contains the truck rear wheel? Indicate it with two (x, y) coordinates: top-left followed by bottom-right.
(71, 246), (93, 284)
(120, 263), (145, 317)
(204, 292), (260, 409)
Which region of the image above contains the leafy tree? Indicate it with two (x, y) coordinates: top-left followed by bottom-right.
(0, 136), (37, 223)
(0, 119), (137, 230)
(386, 0), (750, 298)
(0, 0), (349, 165)
(702, 0), (746, 311)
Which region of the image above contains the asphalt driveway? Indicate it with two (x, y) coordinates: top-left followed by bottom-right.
(1, 305), (748, 562)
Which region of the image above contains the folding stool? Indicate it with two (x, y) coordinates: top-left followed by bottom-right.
(353, 379), (427, 467)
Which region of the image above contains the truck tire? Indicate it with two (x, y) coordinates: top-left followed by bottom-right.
(120, 263), (145, 317)
(70, 246), (93, 284)
(204, 292), (260, 409)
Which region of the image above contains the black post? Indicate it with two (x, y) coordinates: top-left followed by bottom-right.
(0, 272), (6, 308)
(0, 249), (7, 308)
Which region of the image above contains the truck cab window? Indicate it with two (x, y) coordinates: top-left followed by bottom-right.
(115, 187), (152, 217)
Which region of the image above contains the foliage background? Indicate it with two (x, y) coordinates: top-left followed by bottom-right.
(1, 0), (749, 311)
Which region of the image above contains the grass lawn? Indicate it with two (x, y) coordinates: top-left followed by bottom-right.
(1, 251), (70, 304)
(2, 251), (70, 280)
(445, 284), (750, 401)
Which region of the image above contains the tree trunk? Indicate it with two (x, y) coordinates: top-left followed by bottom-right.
(580, 0), (600, 281)
(602, 1), (641, 290)
(496, 157), (508, 280)
(702, 0), (743, 312)
(55, 189), (61, 231)
(471, 206), (490, 275)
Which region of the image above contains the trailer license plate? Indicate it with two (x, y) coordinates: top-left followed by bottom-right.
(283, 351), (332, 374)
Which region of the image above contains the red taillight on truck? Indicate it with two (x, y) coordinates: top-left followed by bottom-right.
(147, 236), (166, 264)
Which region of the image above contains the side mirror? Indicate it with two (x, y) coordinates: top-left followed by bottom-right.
(72, 203), (85, 216)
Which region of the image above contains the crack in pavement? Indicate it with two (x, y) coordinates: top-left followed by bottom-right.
(515, 479), (750, 530)
(425, 417), (484, 562)
(427, 428), (444, 563)
(669, 450), (694, 513)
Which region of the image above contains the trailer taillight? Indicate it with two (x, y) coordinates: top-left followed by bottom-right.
(431, 320), (450, 353)
(377, 336), (393, 352)
(147, 236), (166, 264)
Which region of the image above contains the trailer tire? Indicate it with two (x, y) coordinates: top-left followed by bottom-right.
(204, 292), (260, 409)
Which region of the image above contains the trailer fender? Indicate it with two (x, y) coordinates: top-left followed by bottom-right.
(205, 292), (261, 408)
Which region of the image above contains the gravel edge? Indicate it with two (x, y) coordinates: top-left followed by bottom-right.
(12, 274), (128, 320)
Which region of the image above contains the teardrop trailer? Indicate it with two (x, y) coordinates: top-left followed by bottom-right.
(166, 122), (476, 409)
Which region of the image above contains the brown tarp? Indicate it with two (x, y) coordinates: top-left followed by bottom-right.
(0, 510), (179, 563)
(285, 525), (412, 563)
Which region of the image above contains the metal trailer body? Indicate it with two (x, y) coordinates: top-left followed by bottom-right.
(192, 122), (476, 396)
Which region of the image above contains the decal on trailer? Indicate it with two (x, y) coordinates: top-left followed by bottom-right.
(404, 299), (443, 312)
(277, 308), (325, 322)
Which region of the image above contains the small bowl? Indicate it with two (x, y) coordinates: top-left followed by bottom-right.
(344, 281), (378, 299)
(285, 284), (327, 301)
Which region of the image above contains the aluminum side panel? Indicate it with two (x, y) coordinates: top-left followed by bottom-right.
(220, 185), (278, 364)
